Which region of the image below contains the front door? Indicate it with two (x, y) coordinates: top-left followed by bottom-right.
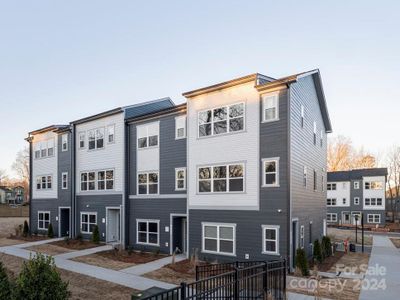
(342, 212), (351, 224)
(172, 216), (187, 254)
(107, 209), (120, 243)
(60, 208), (70, 237)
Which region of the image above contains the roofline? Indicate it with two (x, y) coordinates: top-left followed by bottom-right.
(182, 73), (259, 98)
(255, 69), (319, 91)
(122, 97), (175, 110)
(328, 167), (388, 174)
(126, 103), (187, 124)
(70, 107), (123, 125)
(28, 125), (69, 135)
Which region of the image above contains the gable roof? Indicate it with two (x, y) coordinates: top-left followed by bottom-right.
(328, 168), (388, 182)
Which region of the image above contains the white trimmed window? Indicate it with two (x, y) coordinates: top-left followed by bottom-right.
(47, 139), (55, 156)
(300, 105), (305, 128)
(36, 175), (52, 190)
(322, 174), (325, 192)
(365, 181), (383, 190)
(262, 225), (279, 255)
(320, 130), (323, 147)
(202, 223), (235, 255)
(327, 183), (337, 191)
(367, 214), (381, 224)
(313, 122), (317, 145)
(62, 172), (68, 189)
(175, 116), (186, 139)
(138, 172), (159, 195)
(61, 134), (68, 151)
(300, 225), (305, 249)
(81, 212), (97, 234)
(38, 211), (50, 230)
(175, 168), (186, 191)
(137, 122), (159, 149)
(198, 164), (244, 193)
(198, 103), (244, 137)
(327, 198), (337, 206)
(262, 92), (279, 122)
(107, 124), (115, 143)
(354, 197), (360, 205)
(80, 170), (114, 192)
(364, 198), (383, 207)
(79, 132), (85, 149)
(137, 219), (159, 246)
(327, 213), (337, 222)
(88, 128), (104, 150)
(313, 170), (317, 191)
(303, 166), (307, 187)
(354, 181), (360, 189)
(343, 198), (347, 205)
(262, 158), (279, 187)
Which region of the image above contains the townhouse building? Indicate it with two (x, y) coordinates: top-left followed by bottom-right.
(27, 69), (331, 269)
(326, 168), (387, 226)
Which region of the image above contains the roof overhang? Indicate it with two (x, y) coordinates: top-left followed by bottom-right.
(70, 107), (123, 125)
(126, 103), (187, 124)
(28, 125), (69, 136)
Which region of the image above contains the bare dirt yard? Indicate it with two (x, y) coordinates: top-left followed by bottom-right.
(26, 244), (73, 256)
(0, 253), (136, 300)
(328, 227), (373, 245)
(144, 259), (197, 285)
(50, 239), (101, 250)
(390, 238), (400, 248)
(0, 217), (29, 246)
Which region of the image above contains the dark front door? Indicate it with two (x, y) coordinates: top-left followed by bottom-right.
(292, 220), (298, 269)
(60, 209), (70, 237)
(172, 216), (187, 254)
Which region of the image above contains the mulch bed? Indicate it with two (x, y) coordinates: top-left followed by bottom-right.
(96, 249), (167, 264)
(50, 239), (101, 250)
(8, 234), (48, 242)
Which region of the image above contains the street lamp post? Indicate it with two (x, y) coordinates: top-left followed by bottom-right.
(355, 215), (359, 244)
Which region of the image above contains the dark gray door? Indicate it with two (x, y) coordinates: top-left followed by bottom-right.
(60, 209), (70, 237)
(172, 216), (187, 254)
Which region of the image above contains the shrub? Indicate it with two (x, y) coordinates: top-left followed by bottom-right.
(47, 224), (54, 238)
(64, 237), (70, 245)
(23, 221), (30, 237)
(313, 239), (322, 264)
(91, 225), (100, 244)
(295, 248), (309, 276)
(0, 260), (12, 300)
(321, 236), (332, 259)
(14, 253), (70, 300)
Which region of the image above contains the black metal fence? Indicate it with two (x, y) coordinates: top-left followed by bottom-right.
(139, 259), (286, 300)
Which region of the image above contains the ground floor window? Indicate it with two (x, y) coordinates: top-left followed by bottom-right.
(137, 219), (159, 246)
(262, 225), (279, 255)
(38, 211), (50, 230)
(327, 213), (337, 222)
(81, 212), (97, 234)
(300, 225), (305, 249)
(367, 214), (381, 224)
(202, 223), (235, 255)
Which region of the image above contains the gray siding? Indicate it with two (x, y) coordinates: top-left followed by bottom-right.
(30, 199), (59, 235)
(290, 75), (328, 258)
(58, 132), (72, 207)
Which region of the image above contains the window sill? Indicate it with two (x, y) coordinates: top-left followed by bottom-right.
(262, 184), (280, 188)
(201, 250), (236, 257)
(137, 145), (159, 151)
(175, 136), (186, 140)
(81, 232), (93, 235)
(197, 191), (246, 195)
(197, 129), (246, 140)
(261, 251), (280, 256)
(137, 242), (160, 247)
(175, 189), (186, 192)
(261, 118), (280, 124)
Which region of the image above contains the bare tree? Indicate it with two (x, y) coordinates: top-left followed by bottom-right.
(328, 135), (376, 171)
(11, 147), (30, 201)
(0, 169), (7, 185)
(386, 146), (400, 222)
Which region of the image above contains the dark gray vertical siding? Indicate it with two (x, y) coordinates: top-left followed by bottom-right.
(290, 75), (327, 258)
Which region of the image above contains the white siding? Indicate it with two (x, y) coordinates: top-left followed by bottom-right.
(32, 131), (58, 199)
(363, 176), (385, 210)
(327, 181), (350, 207)
(75, 113), (125, 195)
(186, 81), (259, 209)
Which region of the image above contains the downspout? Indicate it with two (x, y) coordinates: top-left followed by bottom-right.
(71, 125), (76, 238)
(28, 136), (33, 233)
(287, 84), (292, 271)
(125, 123), (130, 248)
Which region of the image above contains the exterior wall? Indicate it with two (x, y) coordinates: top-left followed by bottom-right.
(58, 132), (72, 207)
(32, 131), (58, 199)
(327, 181), (351, 207)
(363, 176), (385, 211)
(290, 75), (328, 259)
(30, 199), (58, 235)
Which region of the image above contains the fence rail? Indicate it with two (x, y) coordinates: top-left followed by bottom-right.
(139, 259), (286, 300)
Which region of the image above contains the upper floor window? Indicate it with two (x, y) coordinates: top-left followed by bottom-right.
(313, 122), (317, 145)
(198, 164), (244, 193)
(262, 92), (279, 122)
(262, 158), (279, 187)
(327, 198), (337, 206)
(354, 181), (360, 189)
(175, 116), (187, 139)
(198, 103), (244, 137)
(62, 172), (68, 190)
(61, 134), (68, 152)
(36, 175), (52, 190)
(365, 181), (383, 190)
(137, 122), (159, 149)
(354, 197), (360, 205)
(365, 198), (383, 206)
(320, 130), (323, 147)
(138, 172), (159, 195)
(327, 183), (337, 191)
(303, 166), (307, 187)
(175, 168), (186, 191)
(88, 128), (104, 150)
(107, 125), (115, 144)
(80, 170), (114, 191)
(79, 132), (85, 149)
(300, 105), (305, 128)
(343, 198), (347, 205)
(313, 170), (317, 191)
(34, 139), (55, 159)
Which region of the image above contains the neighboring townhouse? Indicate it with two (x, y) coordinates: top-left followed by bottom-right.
(0, 186), (25, 204)
(27, 69), (332, 269)
(326, 168), (387, 226)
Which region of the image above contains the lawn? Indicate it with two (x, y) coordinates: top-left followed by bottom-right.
(327, 227), (373, 245)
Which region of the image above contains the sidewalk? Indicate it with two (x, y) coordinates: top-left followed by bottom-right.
(359, 235), (400, 299)
(120, 254), (186, 275)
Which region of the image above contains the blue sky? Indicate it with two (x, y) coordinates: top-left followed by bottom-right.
(0, 1), (399, 176)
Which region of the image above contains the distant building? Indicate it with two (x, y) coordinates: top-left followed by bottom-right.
(0, 186), (25, 205)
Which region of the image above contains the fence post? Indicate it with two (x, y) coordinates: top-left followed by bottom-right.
(234, 264), (239, 300)
(180, 282), (186, 300)
(195, 265), (198, 281)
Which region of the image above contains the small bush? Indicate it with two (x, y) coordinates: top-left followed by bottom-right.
(295, 248), (309, 276)
(91, 225), (100, 244)
(321, 236), (332, 259)
(33, 230), (38, 236)
(313, 239), (322, 264)
(47, 224), (54, 238)
(23, 221), (30, 237)
(64, 237), (70, 245)
(0, 260), (12, 300)
(14, 253), (70, 300)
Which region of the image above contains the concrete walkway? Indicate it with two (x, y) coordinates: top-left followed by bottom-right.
(359, 235), (400, 300)
(55, 244), (112, 259)
(121, 254), (186, 275)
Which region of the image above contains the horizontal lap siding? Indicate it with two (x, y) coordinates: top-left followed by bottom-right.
(58, 133), (72, 207)
(30, 199), (59, 236)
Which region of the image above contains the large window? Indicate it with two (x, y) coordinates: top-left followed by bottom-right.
(107, 124), (115, 143)
(79, 132), (85, 149)
(34, 139), (55, 159)
(138, 172), (159, 194)
(137, 122), (159, 149)
(81, 212), (97, 234)
(262, 158), (279, 187)
(80, 170), (114, 191)
(365, 181), (383, 190)
(175, 168), (186, 191)
(36, 175), (52, 190)
(202, 223), (235, 255)
(262, 225), (279, 255)
(367, 214), (381, 224)
(62, 172), (68, 189)
(198, 164), (244, 193)
(88, 128), (104, 150)
(365, 198), (383, 206)
(61, 134), (68, 151)
(175, 116), (187, 139)
(198, 103), (244, 137)
(327, 183), (337, 191)
(327, 198), (337, 206)
(137, 219), (159, 246)
(38, 211), (50, 230)
(262, 92), (279, 122)
(327, 213), (337, 222)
